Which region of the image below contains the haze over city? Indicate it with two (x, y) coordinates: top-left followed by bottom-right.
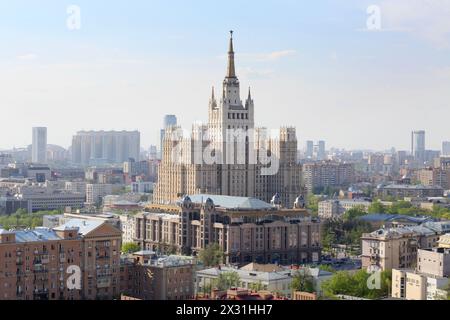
(1, 0), (450, 151)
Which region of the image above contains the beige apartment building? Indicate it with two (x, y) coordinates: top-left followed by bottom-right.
(361, 223), (450, 272)
(135, 194), (321, 265)
(417, 167), (450, 190)
(318, 199), (371, 219)
(153, 32), (302, 208)
(391, 248), (450, 300)
(0, 219), (122, 300)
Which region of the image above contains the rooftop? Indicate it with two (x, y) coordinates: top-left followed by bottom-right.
(187, 194), (274, 210)
(54, 219), (103, 236)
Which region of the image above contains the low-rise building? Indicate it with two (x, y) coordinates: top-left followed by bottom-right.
(376, 184), (444, 200)
(318, 199), (371, 219)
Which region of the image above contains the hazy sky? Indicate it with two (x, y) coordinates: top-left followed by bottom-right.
(1, 0), (450, 151)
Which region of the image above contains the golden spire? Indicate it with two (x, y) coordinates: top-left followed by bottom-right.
(226, 30), (236, 78)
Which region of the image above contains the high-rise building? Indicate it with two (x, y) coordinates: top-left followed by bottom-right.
(305, 141), (314, 158)
(317, 141), (326, 160)
(32, 127), (47, 164)
(71, 131), (140, 166)
(160, 115), (177, 155)
(412, 130), (426, 163)
(443, 141), (450, 156)
(153, 32), (303, 207)
(302, 161), (355, 194)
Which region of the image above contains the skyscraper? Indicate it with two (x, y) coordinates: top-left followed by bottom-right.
(154, 32), (303, 207)
(412, 130), (426, 163)
(317, 140), (326, 160)
(305, 141), (314, 159)
(32, 127), (47, 164)
(443, 141), (450, 156)
(160, 115), (177, 156)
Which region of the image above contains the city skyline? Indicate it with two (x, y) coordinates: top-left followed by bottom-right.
(1, 1), (450, 151)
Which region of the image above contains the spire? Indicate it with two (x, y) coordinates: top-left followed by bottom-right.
(211, 86), (215, 100)
(226, 30), (236, 78)
(247, 87), (252, 100)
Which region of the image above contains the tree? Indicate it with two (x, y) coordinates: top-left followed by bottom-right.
(342, 207), (366, 221)
(198, 243), (224, 267)
(291, 269), (315, 293)
(368, 202), (386, 214)
(321, 270), (391, 299)
(121, 242), (141, 254)
(214, 271), (240, 291)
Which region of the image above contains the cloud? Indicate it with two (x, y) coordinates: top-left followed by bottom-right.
(380, 0), (450, 47)
(17, 53), (38, 61)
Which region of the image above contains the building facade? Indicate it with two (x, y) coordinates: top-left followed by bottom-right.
(134, 194), (321, 265)
(32, 127), (47, 164)
(71, 131), (140, 166)
(0, 219), (121, 300)
(153, 33), (303, 208)
(303, 161), (355, 194)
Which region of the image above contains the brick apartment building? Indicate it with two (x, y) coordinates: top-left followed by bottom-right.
(0, 219), (121, 300)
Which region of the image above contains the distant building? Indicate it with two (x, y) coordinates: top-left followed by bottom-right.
(376, 184), (444, 200)
(160, 115), (177, 156)
(303, 161), (355, 194)
(71, 131), (140, 166)
(318, 199), (371, 219)
(32, 127), (47, 164)
(417, 167), (449, 190)
(86, 184), (113, 206)
(443, 142), (450, 157)
(305, 141), (314, 159)
(412, 130), (426, 163)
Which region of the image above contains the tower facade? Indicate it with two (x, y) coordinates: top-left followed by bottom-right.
(32, 127), (47, 164)
(154, 32), (303, 207)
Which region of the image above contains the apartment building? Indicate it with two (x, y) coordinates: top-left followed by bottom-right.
(303, 161), (355, 194)
(86, 184), (113, 206)
(392, 248), (450, 300)
(375, 184), (444, 200)
(318, 199), (371, 219)
(14, 186), (85, 212)
(417, 167), (450, 190)
(135, 194), (321, 265)
(361, 222), (450, 272)
(0, 226), (83, 300)
(120, 251), (196, 300)
(54, 219), (122, 300)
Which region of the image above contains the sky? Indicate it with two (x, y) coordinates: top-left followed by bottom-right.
(0, 0), (450, 151)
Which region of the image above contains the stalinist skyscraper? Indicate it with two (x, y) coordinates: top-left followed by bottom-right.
(154, 32), (303, 207)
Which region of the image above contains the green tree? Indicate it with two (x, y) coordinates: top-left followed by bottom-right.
(291, 269), (315, 293)
(368, 202), (386, 214)
(121, 242), (141, 254)
(214, 271), (240, 291)
(342, 207), (367, 221)
(322, 270), (391, 299)
(198, 243), (224, 267)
